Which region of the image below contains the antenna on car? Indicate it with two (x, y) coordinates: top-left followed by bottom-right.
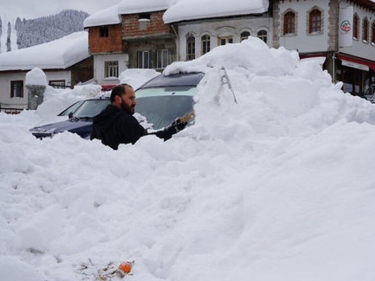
(220, 67), (238, 104)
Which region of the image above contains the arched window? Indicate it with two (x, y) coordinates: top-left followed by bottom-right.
(284, 11), (296, 35)
(353, 14), (359, 39)
(309, 9), (321, 33)
(257, 30), (267, 43)
(186, 36), (195, 60)
(241, 31), (250, 41)
(201, 35), (210, 55)
(363, 18), (369, 42)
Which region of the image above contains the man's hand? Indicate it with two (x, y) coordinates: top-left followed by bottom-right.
(179, 112), (195, 123)
(155, 112), (195, 141)
(170, 118), (187, 132)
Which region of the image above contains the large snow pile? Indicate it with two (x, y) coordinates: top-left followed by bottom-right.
(1, 37), (375, 281)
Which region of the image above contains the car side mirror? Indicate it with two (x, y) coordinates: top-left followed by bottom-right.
(68, 112), (73, 119)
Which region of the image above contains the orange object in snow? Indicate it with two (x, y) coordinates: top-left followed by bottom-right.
(118, 261), (132, 274)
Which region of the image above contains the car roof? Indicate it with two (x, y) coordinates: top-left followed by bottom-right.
(138, 72), (204, 89)
(91, 94), (110, 100)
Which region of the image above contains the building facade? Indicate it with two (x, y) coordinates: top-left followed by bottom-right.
(176, 15), (272, 61)
(84, 1), (273, 87)
(273, 0), (375, 96)
(87, 10), (176, 86)
(85, 0), (375, 97)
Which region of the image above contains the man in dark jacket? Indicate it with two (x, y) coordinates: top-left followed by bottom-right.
(90, 84), (188, 150)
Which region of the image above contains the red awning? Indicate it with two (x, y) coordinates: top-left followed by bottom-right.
(337, 54), (375, 72)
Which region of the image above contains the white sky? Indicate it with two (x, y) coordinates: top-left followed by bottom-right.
(1, 0), (121, 19)
(1, 37), (375, 281)
(2, 0), (375, 21)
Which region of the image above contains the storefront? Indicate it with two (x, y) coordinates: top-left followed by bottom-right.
(336, 54), (375, 97)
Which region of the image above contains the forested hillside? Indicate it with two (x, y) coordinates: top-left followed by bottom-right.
(0, 10), (89, 53)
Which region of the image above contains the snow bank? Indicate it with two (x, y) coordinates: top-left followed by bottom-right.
(119, 69), (160, 90)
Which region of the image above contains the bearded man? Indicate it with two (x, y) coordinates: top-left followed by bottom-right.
(91, 84), (187, 150)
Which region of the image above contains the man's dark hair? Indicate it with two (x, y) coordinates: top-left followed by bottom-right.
(110, 84), (132, 103)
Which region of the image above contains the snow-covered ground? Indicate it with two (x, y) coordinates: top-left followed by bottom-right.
(1, 37), (375, 281)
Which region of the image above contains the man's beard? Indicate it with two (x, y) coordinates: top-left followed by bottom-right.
(120, 99), (135, 114)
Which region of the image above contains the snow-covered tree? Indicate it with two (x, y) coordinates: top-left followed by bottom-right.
(6, 22), (11, 52)
(0, 10), (89, 53)
(15, 10), (89, 49)
(0, 17), (2, 52)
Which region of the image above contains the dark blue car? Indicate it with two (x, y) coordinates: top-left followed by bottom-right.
(30, 72), (204, 139)
(30, 96), (111, 139)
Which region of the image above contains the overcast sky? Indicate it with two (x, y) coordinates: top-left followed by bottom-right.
(4, 0), (375, 20)
(1, 0), (121, 19)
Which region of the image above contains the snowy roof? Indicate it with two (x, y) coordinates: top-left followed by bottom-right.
(84, 0), (269, 28)
(83, 5), (122, 28)
(117, 0), (170, 14)
(0, 31), (89, 72)
(163, 0), (269, 23)
(84, 0), (170, 28)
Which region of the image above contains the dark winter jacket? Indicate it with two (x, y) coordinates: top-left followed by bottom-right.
(90, 104), (185, 150)
(90, 105), (147, 150)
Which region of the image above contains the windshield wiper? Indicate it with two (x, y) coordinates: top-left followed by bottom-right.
(78, 116), (93, 120)
(70, 116), (93, 121)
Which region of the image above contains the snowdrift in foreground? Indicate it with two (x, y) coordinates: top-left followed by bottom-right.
(1, 37), (375, 281)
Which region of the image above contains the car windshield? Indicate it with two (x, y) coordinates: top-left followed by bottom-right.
(135, 86), (197, 130)
(58, 100), (84, 116)
(72, 99), (110, 118)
